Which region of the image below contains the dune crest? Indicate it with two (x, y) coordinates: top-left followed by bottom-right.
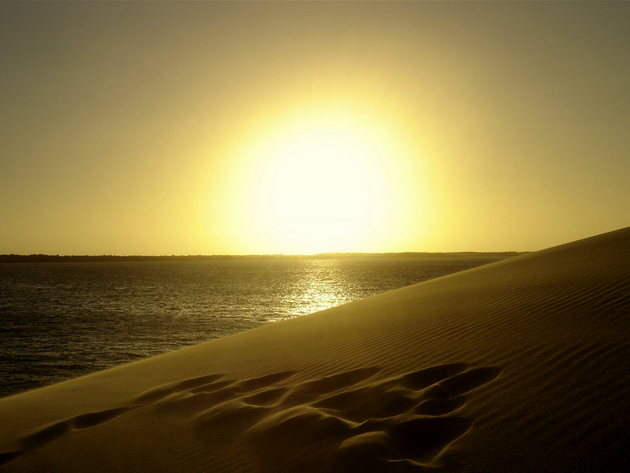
(1, 227), (630, 471)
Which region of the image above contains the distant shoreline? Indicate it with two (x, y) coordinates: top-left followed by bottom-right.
(0, 252), (527, 263)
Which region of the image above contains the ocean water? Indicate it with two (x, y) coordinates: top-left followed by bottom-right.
(0, 257), (503, 397)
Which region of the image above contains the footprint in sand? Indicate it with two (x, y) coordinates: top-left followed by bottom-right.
(242, 363), (502, 472)
(146, 363), (501, 471)
(2, 363), (500, 471)
(0, 406), (133, 466)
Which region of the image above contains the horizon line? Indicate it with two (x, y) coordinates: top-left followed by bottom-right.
(0, 251), (529, 263)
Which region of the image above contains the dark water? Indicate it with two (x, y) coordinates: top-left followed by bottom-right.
(0, 257), (503, 397)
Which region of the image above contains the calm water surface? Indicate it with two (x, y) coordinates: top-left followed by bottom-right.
(0, 257), (503, 397)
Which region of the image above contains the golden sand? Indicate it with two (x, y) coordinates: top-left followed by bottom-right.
(1, 227), (629, 471)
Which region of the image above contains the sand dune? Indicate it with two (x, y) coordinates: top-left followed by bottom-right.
(1, 227), (630, 472)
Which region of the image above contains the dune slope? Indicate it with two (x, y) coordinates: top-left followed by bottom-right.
(1, 227), (630, 472)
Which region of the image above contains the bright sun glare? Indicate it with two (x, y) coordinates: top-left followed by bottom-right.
(263, 133), (379, 251)
(251, 117), (396, 253)
(216, 105), (430, 255)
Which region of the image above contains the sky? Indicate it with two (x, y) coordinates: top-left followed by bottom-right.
(1, 1), (629, 256)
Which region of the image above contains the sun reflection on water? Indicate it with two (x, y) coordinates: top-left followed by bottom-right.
(270, 260), (356, 321)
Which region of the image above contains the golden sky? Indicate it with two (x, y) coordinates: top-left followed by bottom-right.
(1, 1), (629, 255)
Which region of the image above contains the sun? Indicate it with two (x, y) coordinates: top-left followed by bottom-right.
(266, 140), (376, 250)
(211, 105), (432, 255)
(242, 116), (391, 254)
